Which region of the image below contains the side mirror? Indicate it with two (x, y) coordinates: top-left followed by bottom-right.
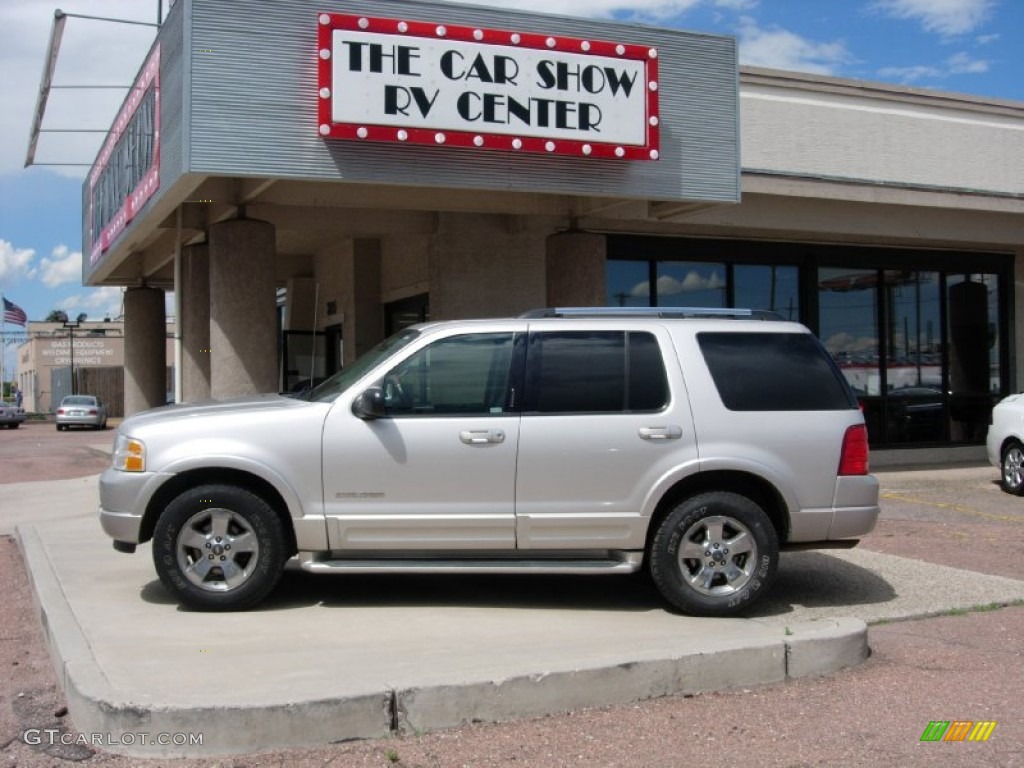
(352, 386), (387, 420)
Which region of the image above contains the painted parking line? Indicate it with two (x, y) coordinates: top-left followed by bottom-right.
(881, 492), (1024, 524)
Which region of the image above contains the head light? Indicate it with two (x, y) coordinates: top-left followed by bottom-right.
(113, 435), (146, 472)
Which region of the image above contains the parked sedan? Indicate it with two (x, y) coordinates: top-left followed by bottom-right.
(987, 393), (1024, 494)
(55, 395), (108, 431)
(0, 400), (26, 429)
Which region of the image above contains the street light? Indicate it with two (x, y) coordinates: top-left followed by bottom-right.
(62, 321), (80, 395)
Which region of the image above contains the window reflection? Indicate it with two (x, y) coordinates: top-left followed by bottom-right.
(605, 252), (1005, 447)
(885, 271), (944, 443)
(735, 265), (799, 319)
(655, 262), (726, 307)
(606, 260), (651, 307)
(818, 268), (880, 397)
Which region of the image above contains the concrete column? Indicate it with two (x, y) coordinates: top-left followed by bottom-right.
(546, 232), (607, 308)
(430, 213), (546, 319)
(181, 243), (211, 402)
(124, 286), (166, 416)
(209, 218), (277, 397)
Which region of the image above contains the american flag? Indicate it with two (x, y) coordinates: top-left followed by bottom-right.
(3, 298), (27, 326)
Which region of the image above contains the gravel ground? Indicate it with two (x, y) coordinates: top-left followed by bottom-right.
(1, 458), (1022, 766)
(0, 421), (111, 484)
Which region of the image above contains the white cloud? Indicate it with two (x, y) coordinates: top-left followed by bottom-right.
(444, 0), (703, 20)
(59, 286), (124, 320)
(39, 245), (82, 288)
(870, 0), (994, 37)
(877, 51), (989, 83)
(0, 239), (37, 283)
(947, 51), (989, 74)
(0, 1), (159, 178)
(737, 17), (853, 75)
(631, 270), (726, 297)
(975, 33), (999, 45)
(877, 64), (942, 82)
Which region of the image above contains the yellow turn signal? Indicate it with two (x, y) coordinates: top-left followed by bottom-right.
(113, 436), (146, 473)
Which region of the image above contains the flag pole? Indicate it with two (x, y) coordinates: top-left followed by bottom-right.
(1, 292), (6, 400)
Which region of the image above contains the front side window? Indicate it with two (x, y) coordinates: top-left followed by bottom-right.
(524, 331), (668, 414)
(383, 333), (515, 416)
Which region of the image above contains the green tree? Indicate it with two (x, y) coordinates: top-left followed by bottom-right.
(45, 310), (69, 323)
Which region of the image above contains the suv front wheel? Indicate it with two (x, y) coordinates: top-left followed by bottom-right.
(649, 491), (779, 617)
(152, 484), (289, 611)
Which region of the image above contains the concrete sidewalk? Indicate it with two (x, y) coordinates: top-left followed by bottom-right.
(11, 475), (1024, 757)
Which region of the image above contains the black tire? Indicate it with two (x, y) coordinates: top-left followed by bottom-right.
(649, 491), (779, 617)
(152, 484), (289, 611)
(55, 424), (63, 431)
(1000, 442), (1024, 496)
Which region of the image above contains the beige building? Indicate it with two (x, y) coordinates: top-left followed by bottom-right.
(74, 0), (1023, 451)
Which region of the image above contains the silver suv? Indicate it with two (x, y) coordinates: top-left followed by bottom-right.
(100, 308), (879, 616)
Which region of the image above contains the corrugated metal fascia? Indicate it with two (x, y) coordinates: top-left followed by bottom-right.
(187, 0), (739, 204)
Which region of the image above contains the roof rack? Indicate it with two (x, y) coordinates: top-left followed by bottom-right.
(520, 307), (785, 320)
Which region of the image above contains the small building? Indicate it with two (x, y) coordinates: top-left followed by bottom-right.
(16, 320), (174, 415)
(77, 0), (1023, 450)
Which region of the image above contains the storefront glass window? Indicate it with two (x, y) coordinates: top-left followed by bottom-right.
(885, 271), (944, 443)
(818, 267), (880, 398)
(606, 242), (1008, 448)
(734, 265), (800, 319)
(654, 261), (726, 307)
(606, 260), (651, 307)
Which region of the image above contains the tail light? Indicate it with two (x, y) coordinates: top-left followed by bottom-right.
(838, 424), (869, 476)
(88, 409), (97, 415)
(57, 408), (66, 415)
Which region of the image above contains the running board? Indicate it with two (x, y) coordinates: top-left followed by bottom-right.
(297, 551), (644, 575)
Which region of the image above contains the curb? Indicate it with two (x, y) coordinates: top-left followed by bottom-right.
(17, 522), (868, 757)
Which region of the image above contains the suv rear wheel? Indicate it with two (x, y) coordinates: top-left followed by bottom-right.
(152, 484), (288, 611)
(649, 491), (778, 617)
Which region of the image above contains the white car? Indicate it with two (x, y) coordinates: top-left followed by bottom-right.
(987, 393), (1024, 494)
(55, 394), (108, 431)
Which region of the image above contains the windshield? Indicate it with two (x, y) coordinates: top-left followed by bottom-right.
(62, 396), (97, 406)
(308, 329), (420, 402)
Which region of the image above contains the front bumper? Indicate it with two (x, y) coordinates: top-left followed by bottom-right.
(98, 467), (163, 544)
(57, 416), (103, 427)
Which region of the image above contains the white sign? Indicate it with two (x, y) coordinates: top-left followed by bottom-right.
(318, 14), (660, 161)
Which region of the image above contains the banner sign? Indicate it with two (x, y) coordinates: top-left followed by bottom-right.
(317, 13), (659, 160)
(89, 44), (161, 265)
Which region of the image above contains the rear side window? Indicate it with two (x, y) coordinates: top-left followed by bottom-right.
(697, 332), (857, 411)
(524, 331), (668, 414)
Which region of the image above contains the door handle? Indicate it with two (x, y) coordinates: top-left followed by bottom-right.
(639, 425), (682, 440)
(460, 429), (506, 445)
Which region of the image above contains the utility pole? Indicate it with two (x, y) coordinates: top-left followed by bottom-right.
(63, 320), (80, 395)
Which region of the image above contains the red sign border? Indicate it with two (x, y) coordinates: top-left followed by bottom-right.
(89, 44), (162, 266)
(317, 12), (660, 161)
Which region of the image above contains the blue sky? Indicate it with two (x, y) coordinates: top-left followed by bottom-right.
(1, 0), (1021, 372)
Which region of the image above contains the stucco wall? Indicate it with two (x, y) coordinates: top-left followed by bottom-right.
(741, 69), (1024, 197)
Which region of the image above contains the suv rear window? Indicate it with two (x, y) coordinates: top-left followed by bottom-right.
(525, 331), (668, 414)
(697, 332), (856, 411)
